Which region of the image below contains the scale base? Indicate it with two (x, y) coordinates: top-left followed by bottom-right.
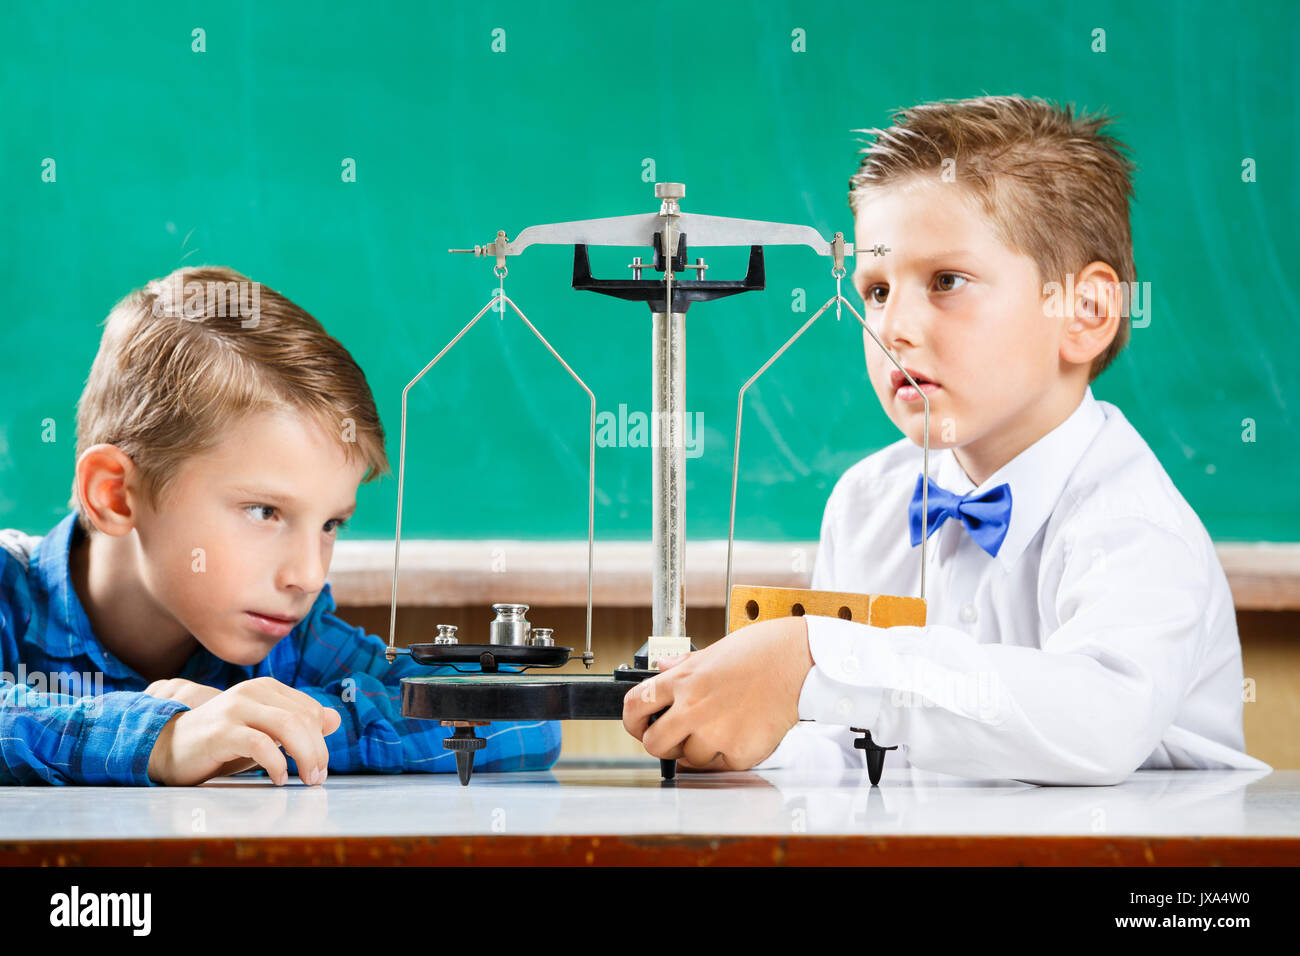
(404, 672), (676, 786)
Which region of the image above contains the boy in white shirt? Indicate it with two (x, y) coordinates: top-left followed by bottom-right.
(622, 94), (1270, 785)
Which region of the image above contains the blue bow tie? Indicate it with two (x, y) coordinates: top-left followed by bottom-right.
(908, 473), (1013, 557)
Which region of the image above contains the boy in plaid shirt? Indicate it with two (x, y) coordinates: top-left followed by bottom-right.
(0, 266), (560, 785)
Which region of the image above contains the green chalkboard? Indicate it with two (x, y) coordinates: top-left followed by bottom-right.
(2, 0), (1296, 543)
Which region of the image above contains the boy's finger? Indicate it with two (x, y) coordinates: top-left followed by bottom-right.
(640, 703), (688, 761)
(680, 737), (728, 771)
(214, 756), (259, 777)
(234, 727), (288, 786)
(321, 707), (342, 735)
(243, 703), (328, 785)
(621, 674), (676, 738)
(247, 676), (331, 717)
(244, 678), (338, 740)
(268, 685), (341, 740)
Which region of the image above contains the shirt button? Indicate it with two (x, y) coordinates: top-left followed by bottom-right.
(960, 603), (978, 624)
(835, 698), (853, 717)
(842, 655), (860, 675)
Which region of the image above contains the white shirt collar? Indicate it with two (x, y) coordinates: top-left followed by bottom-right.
(926, 386), (1108, 568)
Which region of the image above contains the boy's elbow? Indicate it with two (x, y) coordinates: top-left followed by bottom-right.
(1019, 758), (1139, 787)
(1021, 701), (1163, 786)
(1093, 687), (1171, 784)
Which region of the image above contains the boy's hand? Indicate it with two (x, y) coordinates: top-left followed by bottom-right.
(146, 679), (256, 776)
(146, 676), (342, 786)
(622, 617), (814, 771)
(144, 678), (223, 710)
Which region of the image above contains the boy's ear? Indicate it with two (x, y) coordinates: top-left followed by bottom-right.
(74, 444), (140, 536)
(1061, 260), (1122, 369)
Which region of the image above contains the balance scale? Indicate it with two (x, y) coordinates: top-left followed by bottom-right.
(385, 183), (932, 785)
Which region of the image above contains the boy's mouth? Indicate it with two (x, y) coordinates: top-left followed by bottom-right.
(244, 610), (300, 638)
(891, 368), (941, 400)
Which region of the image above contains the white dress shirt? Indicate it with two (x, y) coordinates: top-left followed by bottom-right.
(756, 386), (1271, 784)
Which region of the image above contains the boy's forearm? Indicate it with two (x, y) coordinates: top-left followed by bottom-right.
(0, 686), (189, 785)
(802, 615), (1180, 784)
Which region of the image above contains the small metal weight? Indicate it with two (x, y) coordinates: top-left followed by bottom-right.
(489, 604), (531, 646)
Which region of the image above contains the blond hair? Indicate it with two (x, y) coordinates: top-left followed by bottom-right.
(848, 94), (1138, 381)
(70, 266), (389, 533)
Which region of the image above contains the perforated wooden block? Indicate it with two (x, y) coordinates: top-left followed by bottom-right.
(728, 585), (926, 634)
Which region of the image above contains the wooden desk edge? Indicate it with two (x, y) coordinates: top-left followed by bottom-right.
(3, 834), (1297, 866)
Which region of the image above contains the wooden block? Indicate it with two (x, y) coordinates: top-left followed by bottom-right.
(867, 593), (928, 628)
(728, 585), (926, 633)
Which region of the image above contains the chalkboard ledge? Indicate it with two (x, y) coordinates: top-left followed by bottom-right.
(326, 540), (1300, 611)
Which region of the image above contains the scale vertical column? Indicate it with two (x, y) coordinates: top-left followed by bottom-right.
(646, 182), (692, 669)
(651, 308), (687, 642)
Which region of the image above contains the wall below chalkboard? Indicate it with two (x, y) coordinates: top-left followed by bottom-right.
(328, 539), (1300, 612)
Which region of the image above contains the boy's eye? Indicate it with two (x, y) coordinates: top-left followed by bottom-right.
(245, 505), (346, 534)
(865, 274), (966, 303)
(246, 504), (277, 522)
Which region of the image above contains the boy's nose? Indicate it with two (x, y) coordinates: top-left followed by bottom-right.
(877, 298), (920, 350)
(279, 540), (328, 593)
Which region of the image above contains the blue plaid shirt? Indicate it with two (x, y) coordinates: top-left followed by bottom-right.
(0, 511), (562, 785)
